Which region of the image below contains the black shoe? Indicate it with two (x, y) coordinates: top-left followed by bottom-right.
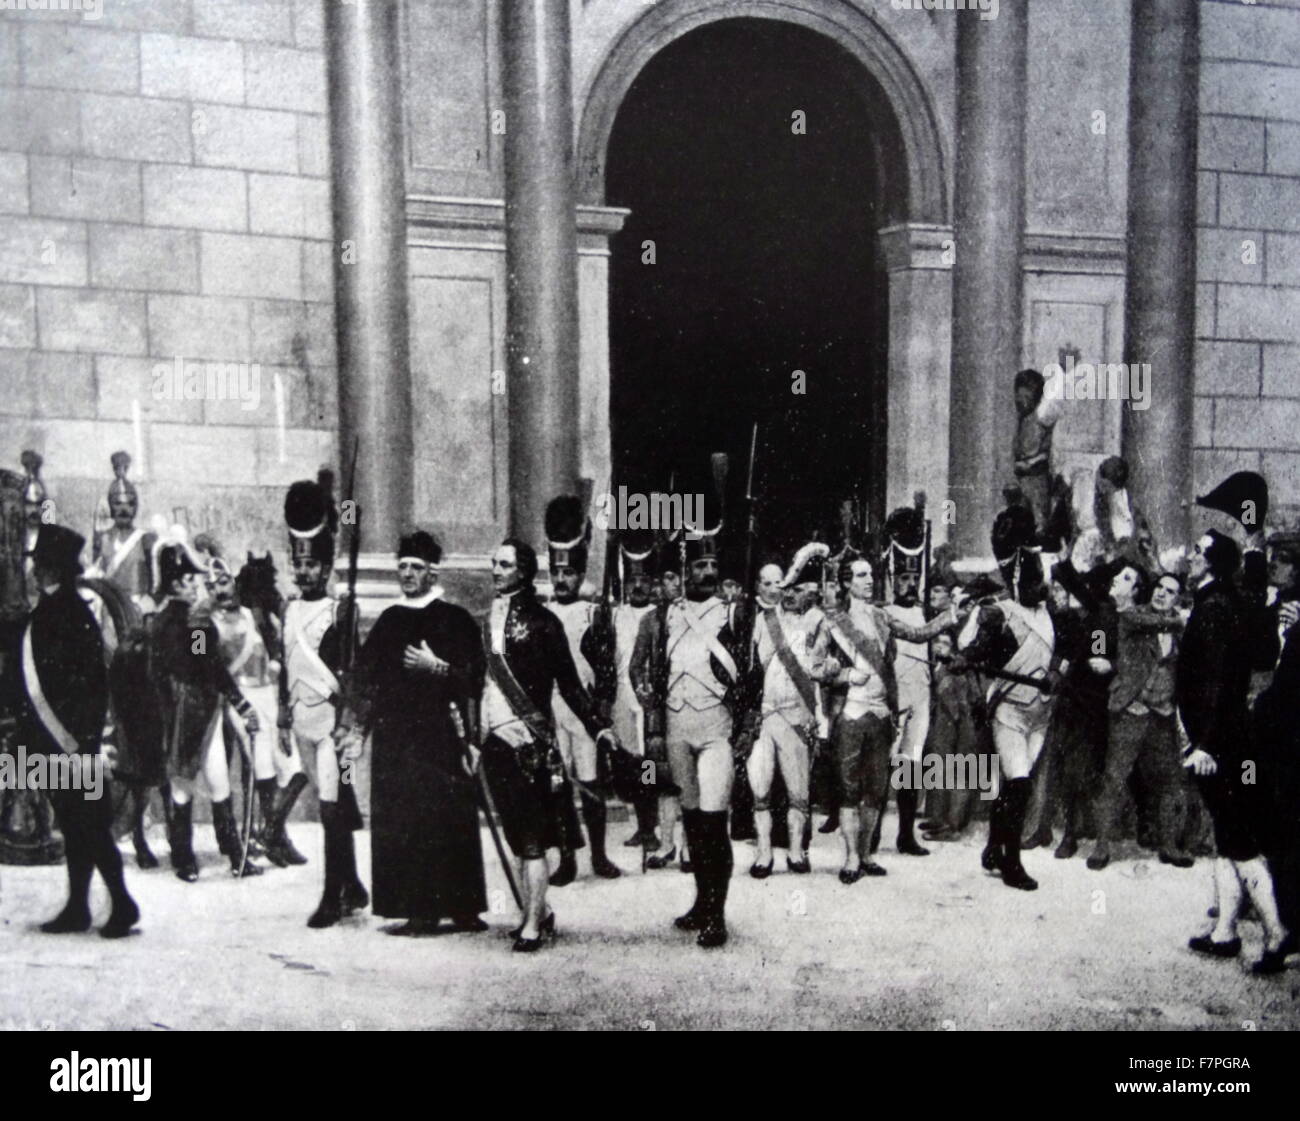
(1159, 850), (1195, 868)
(680, 855), (693, 874)
(923, 825), (959, 842)
(646, 847), (676, 870)
(787, 856), (811, 874)
(549, 853), (577, 887)
(749, 860), (773, 880)
(387, 918), (441, 936)
(898, 837), (930, 857)
(1251, 946), (1291, 975)
(1136, 828), (1157, 852)
(818, 814), (840, 835)
(1086, 846), (1110, 871)
(268, 836), (309, 867)
(99, 898), (140, 940)
(512, 934), (546, 953)
(41, 906), (91, 934)
(341, 879), (369, 914)
(174, 861), (199, 883)
(697, 921), (728, 948)
(1188, 934), (1241, 958)
(980, 844), (1003, 872)
(1054, 836), (1078, 859)
(674, 907), (705, 931)
(625, 830), (658, 848)
(1022, 827), (1053, 851)
(863, 861), (888, 877)
(509, 911), (556, 940)
(307, 898), (343, 929)
(231, 855), (264, 877)
(592, 855), (622, 879)
(134, 847), (159, 870)
(839, 865), (865, 885)
(1001, 863), (1038, 891)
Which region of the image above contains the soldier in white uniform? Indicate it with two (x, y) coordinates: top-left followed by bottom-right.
(880, 505), (934, 858)
(744, 543), (834, 877)
(953, 506), (1061, 892)
(631, 517), (747, 948)
(206, 557), (308, 868)
(609, 527), (661, 849)
(544, 496), (620, 883)
(278, 480), (367, 927)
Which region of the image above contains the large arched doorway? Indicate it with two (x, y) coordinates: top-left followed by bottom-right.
(599, 16), (920, 562)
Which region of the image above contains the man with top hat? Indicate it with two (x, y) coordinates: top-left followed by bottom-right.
(150, 538), (262, 882)
(823, 551), (962, 885)
(951, 506), (1061, 891)
(90, 452), (155, 605)
(880, 504), (935, 858)
(1180, 473), (1292, 974)
(278, 480), (367, 926)
(543, 495), (621, 883)
(20, 524), (139, 938)
(339, 529), (485, 936)
(476, 537), (618, 952)
(743, 542), (835, 877)
(629, 504), (749, 948)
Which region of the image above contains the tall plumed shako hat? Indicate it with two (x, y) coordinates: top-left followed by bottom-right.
(545, 495), (591, 574)
(285, 479), (335, 566)
(883, 506), (926, 581)
(992, 503), (1041, 592)
(619, 524), (659, 579)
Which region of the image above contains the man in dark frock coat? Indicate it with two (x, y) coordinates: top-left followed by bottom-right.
(340, 531), (487, 935)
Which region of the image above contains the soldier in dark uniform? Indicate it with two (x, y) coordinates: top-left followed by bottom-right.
(151, 544), (261, 882)
(21, 525), (138, 938)
(476, 538), (618, 952)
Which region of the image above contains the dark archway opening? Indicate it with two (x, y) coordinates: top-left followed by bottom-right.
(607, 18), (892, 567)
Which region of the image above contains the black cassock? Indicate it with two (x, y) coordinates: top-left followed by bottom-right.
(355, 596), (487, 921)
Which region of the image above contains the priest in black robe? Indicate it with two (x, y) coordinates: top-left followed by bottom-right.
(341, 531), (487, 935)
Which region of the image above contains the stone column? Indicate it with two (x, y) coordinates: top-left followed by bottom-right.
(324, 0), (413, 548)
(881, 223), (954, 542)
(948, 3), (1029, 556)
(502, 0), (581, 541)
(1122, 0), (1198, 551)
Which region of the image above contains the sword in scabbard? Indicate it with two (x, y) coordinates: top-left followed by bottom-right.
(239, 730), (257, 877)
(449, 703), (523, 912)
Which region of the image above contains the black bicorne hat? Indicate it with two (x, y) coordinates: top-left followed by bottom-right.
(1196, 471), (1268, 530)
(285, 479), (335, 566)
(782, 542), (830, 588)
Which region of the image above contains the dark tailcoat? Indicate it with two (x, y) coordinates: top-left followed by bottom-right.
(152, 598), (242, 781)
(20, 585), (106, 756)
(1253, 620), (1300, 928)
(354, 597), (487, 921)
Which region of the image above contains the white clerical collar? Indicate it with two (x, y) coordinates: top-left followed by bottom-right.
(392, 586), (444, 609)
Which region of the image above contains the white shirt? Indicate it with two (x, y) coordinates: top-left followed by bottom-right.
(482, 591), (532, 747)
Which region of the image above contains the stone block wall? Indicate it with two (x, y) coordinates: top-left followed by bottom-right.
(1197, 0), (1300, 523)
(0, 0), (335, 567)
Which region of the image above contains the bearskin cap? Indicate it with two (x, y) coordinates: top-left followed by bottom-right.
(545, 494), (591, 573)
(285, 479), (334, 565)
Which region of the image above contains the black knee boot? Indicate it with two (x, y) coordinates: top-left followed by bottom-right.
(338, 817), (368, 913)
(674, 809), (706, 930)
(897, 788), (929, 856)
(631, 794), (659, 849)
(87, 804), (139, 939)
(999, 779), (1037, 891)
(696, 811), (732, 948)
(213, 798), (263, 876)
(309, 802), (345, 928)
(982, 787), (1007, 872)
(581, 789), (620, 878)
(168, 796), (199, 882)
(128, 785), (158, 869)
(263, 773), (309, 866)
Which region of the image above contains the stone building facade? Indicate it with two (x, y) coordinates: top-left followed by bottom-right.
(0, 0), (1296, 574)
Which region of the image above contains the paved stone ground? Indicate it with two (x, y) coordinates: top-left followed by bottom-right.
(1, 815), (1297, 1031)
